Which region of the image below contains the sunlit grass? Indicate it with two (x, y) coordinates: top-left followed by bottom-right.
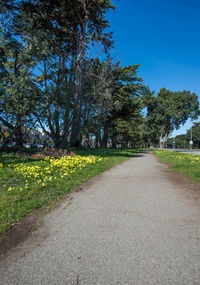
(153, 149), (200, 184)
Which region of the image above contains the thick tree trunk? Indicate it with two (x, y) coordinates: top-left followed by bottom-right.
(95, 123), (102, 148)
(54, 137), (61, 148)
(112, 133), (117, 148)
(60, 135), (69, 149)
(54, 56), (62, 145)
(70, 19), (87, 147)
(95, 134), (98, 148)
(159, 132), (169, 149)
(15, 114), (23, 147)
(95, 132), (101, 148)
(70, 107), (82, 147)
(43, 58), (56, 141)
(102, 124), (109, 148)
(159, 134), (163, 149)
(62, 54), (75, 148)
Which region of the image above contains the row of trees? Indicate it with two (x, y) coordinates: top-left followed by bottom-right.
(144, 88), (199, 148)
(0, 0), (148, 148)
(0, 0), (199, 149)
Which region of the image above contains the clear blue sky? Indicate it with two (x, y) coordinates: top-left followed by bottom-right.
(107, 0), (200, 137)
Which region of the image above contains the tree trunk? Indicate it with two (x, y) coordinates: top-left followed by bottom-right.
(102, 124), (109, 148)
(95, 123), (102, 148)
(54, 56), (62, 146)
(15, 114), (23, 148)
(43, 58), (56, 141)
(54, 137), (61, 148)
(112, 132), (117, 148)
(70, 19), (87, 147)
(62, 54), (75, 148)
(159, 135), (163, 149)
(60, 135), (69, 149)
(95, 133), (98, 148)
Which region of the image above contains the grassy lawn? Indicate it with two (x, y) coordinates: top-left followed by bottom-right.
(0, 148), (140, 235)
(153, 149), (200, 184)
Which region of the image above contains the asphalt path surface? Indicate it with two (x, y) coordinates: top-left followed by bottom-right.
(0, 151), (200, 285)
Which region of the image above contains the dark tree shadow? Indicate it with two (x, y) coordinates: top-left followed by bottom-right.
(69, 148), (148, 158)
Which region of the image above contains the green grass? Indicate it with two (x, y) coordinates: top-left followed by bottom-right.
(153, 149), (200, 184)
(0, 148), (140, 234)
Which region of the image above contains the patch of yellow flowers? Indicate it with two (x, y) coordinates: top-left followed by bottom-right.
(5, 155), (103, 191)
(155, 150), (200, 165)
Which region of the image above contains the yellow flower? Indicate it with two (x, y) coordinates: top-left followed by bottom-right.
(7, 153), (104, 189)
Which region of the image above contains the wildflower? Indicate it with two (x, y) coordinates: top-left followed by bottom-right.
(7, 153), (103, 191)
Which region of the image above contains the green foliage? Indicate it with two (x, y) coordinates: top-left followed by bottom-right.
(81, 59), (145, 147)
(144, 88), (199, 147)
(188, 123), (200, 148)
(14, 0), (115, 147)
(1, 1), (199, 150)
(169, 123), (200, 149)
(0, 13), (41, 146)
(114, 116), (143, 148)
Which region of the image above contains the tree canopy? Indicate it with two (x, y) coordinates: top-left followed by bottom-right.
(144, 88), (199, 148)
(0, 1), (199, 149)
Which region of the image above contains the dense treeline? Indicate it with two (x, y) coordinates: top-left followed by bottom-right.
(0, 0), (147, 148)
(144, 88), (199, 148)
(0, 0), (199, 149)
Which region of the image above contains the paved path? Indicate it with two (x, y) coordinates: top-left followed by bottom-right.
(0, 152), (200, 285)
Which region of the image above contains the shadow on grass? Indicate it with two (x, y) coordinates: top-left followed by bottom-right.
(0, 153), (41, 166)
(0, 148), (147, 166)
(70, 148), (147, 158)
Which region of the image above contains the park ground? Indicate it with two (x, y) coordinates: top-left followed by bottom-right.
(0, 150), (200, 284)
(0, 148), (140, 242)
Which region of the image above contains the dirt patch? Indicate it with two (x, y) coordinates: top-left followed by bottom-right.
(165, 168), (200, 203)
(0, 193), (73, 259)
(0, 211), (40, 258)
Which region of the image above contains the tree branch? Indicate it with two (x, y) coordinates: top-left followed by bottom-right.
(0, 116), (15, 130)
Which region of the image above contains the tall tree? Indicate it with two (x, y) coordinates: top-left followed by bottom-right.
(70, 0), (114, 146)
(17, 0), (114, 147)
(101, 64), (143, 147)
(82, 57), (119, 147)
(16, 0), (79, 147)
(81, 60), (144, 148)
